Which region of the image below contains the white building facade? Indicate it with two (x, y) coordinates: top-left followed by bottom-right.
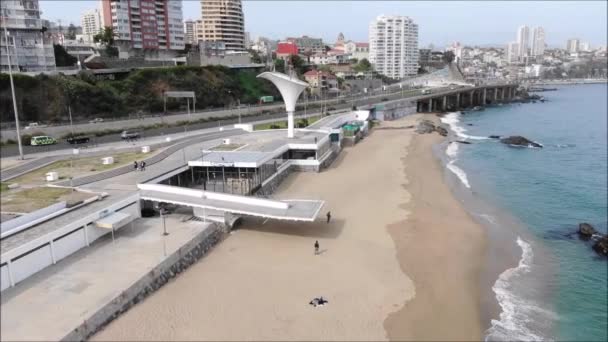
(198, 0), (245, 51)
(566, 38), (580, 53)
(0, 0), (55, 72)
(81, 8), (103, 38)
(183, 19), (196, 45)
(507, 42), (520, 64)
(100, 0), (184, 51)
(369, 15), (419, 79)
(531, 26), (545, 57)
(517, 25), (530, 59)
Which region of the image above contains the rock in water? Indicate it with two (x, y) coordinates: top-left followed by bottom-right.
(489, 135), (501, 139)
(415, 120), (436, 134)
(435, 126), (448, 137)
(456, 140), (472, 144)
(578, 222), (598, 239)
(500, 135), (543, 148)
(592, 235), (608, 257)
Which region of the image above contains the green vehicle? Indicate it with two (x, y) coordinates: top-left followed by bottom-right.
(30, 136), (57, 146)
(259, 96), (274, 104)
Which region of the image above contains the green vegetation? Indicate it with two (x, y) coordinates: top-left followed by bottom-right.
(0, 186), (93, 213)
(253, 115), (321, 131)
(0, 182), (9, 193)
(209, 143), (245, 151)
(0, 66), (281, 124)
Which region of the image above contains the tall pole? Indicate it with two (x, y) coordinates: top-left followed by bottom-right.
(4, 25), (24, 160)
(68, 104), (74, 136)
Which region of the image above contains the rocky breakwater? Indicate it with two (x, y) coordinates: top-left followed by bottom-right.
(415, 119), (448, 137)
(500, 135), (543, 148)
(577, 222), (608, 257)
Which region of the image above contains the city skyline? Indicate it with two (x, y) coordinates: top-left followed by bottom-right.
(39, 1), (607, 48)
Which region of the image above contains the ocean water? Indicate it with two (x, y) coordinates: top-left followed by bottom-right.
(440, 83), (608, 341)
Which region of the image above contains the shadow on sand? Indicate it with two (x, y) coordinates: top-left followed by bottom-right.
(238, 217), (345, 239)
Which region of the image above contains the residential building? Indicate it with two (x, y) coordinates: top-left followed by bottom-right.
(198, 0), (245, 51)
(303, 69), (339, 95)
(276, 41), (298, 60)
(352, 42), (369, 60)
(0, 0), (55, 72)
(81, 8), (103, 39)
(566, 38), (580, 53)
(310, 52), (349, 65)
(368, 15), (419, 79)
(507, 41), (520, 64)
(244, 31), (251, 49)
(579, 42), (591, 52)
(286, 36), (324, 55)
(184, 19), (196, 45)
(531, 26), (545, 57)
(100, 0), (185, 51)
(517, 25), (530, 58)
(419, 48), (431, 65)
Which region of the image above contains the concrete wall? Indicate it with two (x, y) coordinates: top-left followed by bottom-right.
(11, 245), (53, 284)
(62, 224), (224, 342)
(0, 264), (9, 291)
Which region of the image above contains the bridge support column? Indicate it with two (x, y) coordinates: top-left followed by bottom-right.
(494, 88), (498, 101)
(442, 96), (447, 111)
(482, 89), (487, 105)
(456, 93), (460, 108)
(500, 87), (505, 101)
(428, 99), (433, 112)
(470, 90), (475, 106)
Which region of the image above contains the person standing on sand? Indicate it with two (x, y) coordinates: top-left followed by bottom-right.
(134, 161), (139, 171)
(141, 161), (146, 171)
(326, 211), (331, 223)
(314, 240), (319, 255)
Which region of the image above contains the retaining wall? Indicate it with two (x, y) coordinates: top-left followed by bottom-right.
(62, 223), (224, 342)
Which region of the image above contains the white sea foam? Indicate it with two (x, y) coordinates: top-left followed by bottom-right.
(485, 237), (554, 342)
(446, 160), (471, 188)
(440, 112), (489, 140)
(446, 142), (459, 158)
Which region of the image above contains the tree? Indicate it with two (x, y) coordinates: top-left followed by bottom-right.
(93, 26), (117, 46)
(67, 24), (77, 40)
(274, 58), (285, 73)
(349, 58), (358, 64)
(53, 44), (77, 67)
(248, 49), (263, 64)
(288, 54), (308, 75)
(354, 58), (372, 72)
(443, 51), (455, 64)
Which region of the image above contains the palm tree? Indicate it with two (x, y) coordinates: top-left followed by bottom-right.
(93, 27), (118, 46)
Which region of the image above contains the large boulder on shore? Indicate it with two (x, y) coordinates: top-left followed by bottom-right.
(436, 126), (448, 137)
(500, 135), (543, 148)
(415, 120), (436, 134)
(592, 235), (608, 257)
(578, 223), (598, 239)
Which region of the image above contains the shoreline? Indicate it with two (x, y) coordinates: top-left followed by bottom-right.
(384, 119), (488, 340)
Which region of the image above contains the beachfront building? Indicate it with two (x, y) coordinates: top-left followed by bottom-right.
(198, 0), (245, 51)
(81, 8), (103, 41)
(369, 15), (419, 79)
(100, 0), (185, 51)
(0, 0), (55, 72)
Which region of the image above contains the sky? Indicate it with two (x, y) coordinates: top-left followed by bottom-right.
(40, 0), (608, 48)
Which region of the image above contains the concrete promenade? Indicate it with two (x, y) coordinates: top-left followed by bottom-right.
(0, 216), (214, 341)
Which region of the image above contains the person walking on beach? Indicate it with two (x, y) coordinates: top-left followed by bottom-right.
(134, 161), (139, 172)
(326, 211), (331, 224)
(314, 240), (319, 255)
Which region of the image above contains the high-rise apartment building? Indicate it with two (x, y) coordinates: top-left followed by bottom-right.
(81, 8), (103, 37)
(0, 0), (55, 72)
(368, 15), (419, 79)
(566, 38), (580, 53)
(507, 41), (520, 64)
(516, 25), (530, 58)
(184, 19), (196, 45)
(198, 0), (245, 51)
(531, 26), (545, 57)
(100, 0), (184, 50)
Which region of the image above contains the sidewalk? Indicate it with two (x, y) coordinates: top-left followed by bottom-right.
(0, 216), (213, 341)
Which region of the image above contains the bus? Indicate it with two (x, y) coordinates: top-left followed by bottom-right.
(30, 136), (57, 146)
(259, 96), (274, 104)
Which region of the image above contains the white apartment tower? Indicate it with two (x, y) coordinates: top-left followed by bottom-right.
(0, 0), (55, 72)
(507, 42), (520, 64)
(369, 15), (419, 79)
(100, 0), (185, 50)
(198, 0), (245, 51)
(81, 8), (103, 37)
(531, 26), (545, 57)
(184, 19), (196, 45)
(567, 38), (580, 53)
(517, 25), (530, 58)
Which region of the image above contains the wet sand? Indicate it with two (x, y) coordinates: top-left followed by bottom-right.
(91, 114), (486, 341)
(384, 123), (486, 340)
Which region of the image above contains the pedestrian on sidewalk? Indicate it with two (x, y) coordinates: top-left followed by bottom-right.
(314, 240), (319, 255)
(134, 161), (139, 171)
(326, 211), (331, 224)
(141, 161), (146, 171)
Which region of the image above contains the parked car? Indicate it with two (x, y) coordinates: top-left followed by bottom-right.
(30, 136), (56, 146)
(24, 122), (46, 130)
(89, 118), (104, 124)
(421, 89), (431, 94)
(66, 135), (90, 144)
(121, 130), (140, 140)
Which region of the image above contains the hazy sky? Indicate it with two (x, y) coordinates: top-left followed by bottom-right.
(40, 0), (607, 48)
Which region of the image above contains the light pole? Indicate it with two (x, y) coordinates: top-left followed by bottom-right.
(3, 24), (24, 160)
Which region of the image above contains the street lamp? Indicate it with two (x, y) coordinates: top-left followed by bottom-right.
(3, 24), (24, 160)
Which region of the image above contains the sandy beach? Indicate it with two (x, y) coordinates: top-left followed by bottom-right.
(92, 114), (487, 341)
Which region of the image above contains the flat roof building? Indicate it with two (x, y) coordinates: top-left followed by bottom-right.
(198, 0), (245, 52)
